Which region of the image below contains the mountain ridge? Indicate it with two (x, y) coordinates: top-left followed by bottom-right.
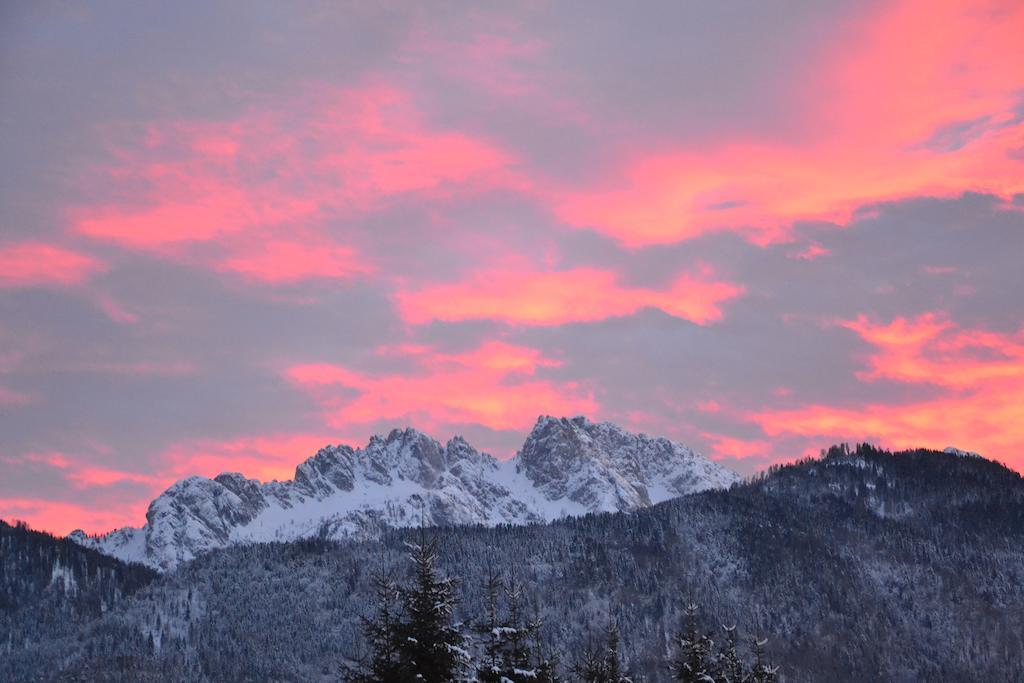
(13, 443), (1021, 682)
(70, 415), (739, 570)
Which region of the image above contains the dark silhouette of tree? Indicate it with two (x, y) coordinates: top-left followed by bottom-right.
(393, 531), (469, 682)
(349, 556), (402, 682)
(672, 603), (713, 682)
(712, 625), (744, 683)
(749, 636), (778, 683)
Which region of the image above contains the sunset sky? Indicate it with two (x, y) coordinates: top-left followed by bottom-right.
(2, 0), (1024, 535)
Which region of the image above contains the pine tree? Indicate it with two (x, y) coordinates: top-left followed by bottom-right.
(476, 569), (539, 683)
(394, 531), (470, 682)
(502, 571), (533, 678)
(671, 603), (714, 683)
(605, 619), (622, 682)
(349, 558), (402, 682)
(604, 618), (633, 682)
(529, 603), (561, 683)
(573, 635), (608, 683)
(712, 625), (744, 683)
(475, 564), (504, 683)
(749, 637), (778, 683)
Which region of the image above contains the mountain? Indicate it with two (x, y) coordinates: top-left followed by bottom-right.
(8, 444), (1022, 682)
(0, 519), (157, 672)
(71, 416), (739, 571)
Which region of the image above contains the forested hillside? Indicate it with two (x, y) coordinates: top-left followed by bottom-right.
(0, 519), (158, 670)
(3, 445), (1023, 681)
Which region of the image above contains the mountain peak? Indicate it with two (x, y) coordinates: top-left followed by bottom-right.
(517, 415), (739, 512)
(72, 417), (738, 571)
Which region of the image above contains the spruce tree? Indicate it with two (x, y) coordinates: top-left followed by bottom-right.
(475, 564), (504, 683)
(671, 603), (714, 683)
(573, 636), (608, 683)
(749, 637), (778, 683)
(394, 531), (469, 682)
(476, 569), (539, 683)
(713, 625), (744, 683)
(605, 620), (622, 682)
(530, 603), (561, 683)
(502, 571), (533, 678)
(349, 559), (401, 682)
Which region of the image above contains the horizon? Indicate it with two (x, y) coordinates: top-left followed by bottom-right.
(8, 415), (1004, 538)
(2, 1), (1023, 537)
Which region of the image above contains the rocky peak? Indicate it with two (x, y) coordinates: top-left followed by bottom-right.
(293, 444), (356, 496)
(73, 416), (739, 571)
(213, 472), (265, 504)
(516, 415), (739, 512)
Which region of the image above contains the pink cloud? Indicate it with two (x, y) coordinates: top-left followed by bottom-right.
(550, 0), (1024, 246)
(161, 432), (341, 483)
(0, 242), (104, 288)
(217, 239), (372, 284)
(0, 498), (150, 537)
(701, 433), (770, 461)
(751, 313), (1024, 470)
(0, 386), (33, 406)
(396, 267), (743, 326)
(287, 341), (596, 439)
(71, 83), (519, 285)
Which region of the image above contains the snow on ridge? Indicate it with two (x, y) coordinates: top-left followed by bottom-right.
(71, 416), (739, 571)
(943, 446), (982, 459)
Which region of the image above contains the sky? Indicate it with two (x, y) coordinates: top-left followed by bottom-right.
(1, 0), (1023, 535)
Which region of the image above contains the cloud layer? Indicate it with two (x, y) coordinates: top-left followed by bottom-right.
(2, 0), (1023, 534)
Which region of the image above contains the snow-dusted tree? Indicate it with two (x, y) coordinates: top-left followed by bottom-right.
(475, 567), (539, 683)
(394, 531), (470, 682)
(671, 603), (714, 683)
(573, 635), (608, 682)
(713, 625), (745, 683)
(349, 557), (402, 682)
(529, 603), (561, 683)
(570, 620), (633, 683)
(502, 571), (533, 676)
(749, 637), (778, 683)
(604, 618), (635, 682)
(475, 564), (505, 683)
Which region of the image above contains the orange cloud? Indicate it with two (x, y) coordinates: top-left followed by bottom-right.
(0, 498), (149, 537)
(702, 433), (770, 461)
(161, 432), (340, 483)
(396, 267), (743, 326)
(0, 451), (164, 534)
(287, 341), (596, 436)
(751, 313), (1024, 468)
(0, 242), (104, 288)
(553, 0), (1024, 246)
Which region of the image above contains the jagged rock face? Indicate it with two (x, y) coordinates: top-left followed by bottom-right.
(517, 416), (739, 511)
(71, 416), (739, 571)
(292, 445), (356, 497)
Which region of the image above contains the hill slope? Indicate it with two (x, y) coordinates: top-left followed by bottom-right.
(0, 519), (157, 673)
(7, 444), (1023, 682)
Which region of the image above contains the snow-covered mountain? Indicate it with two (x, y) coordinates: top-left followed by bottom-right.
(70, 416), (739, 571)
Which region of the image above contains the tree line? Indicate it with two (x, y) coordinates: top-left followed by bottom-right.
(347, 531), (779, 683)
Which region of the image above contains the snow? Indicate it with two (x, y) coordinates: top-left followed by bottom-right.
(944, 446), (982, 459)
(72, 415), (740, 571)
(49, 561), (77, 595)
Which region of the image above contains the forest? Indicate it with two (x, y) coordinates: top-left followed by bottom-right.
(3, 444), (1023, 681)
(346, 531), (778, 682)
